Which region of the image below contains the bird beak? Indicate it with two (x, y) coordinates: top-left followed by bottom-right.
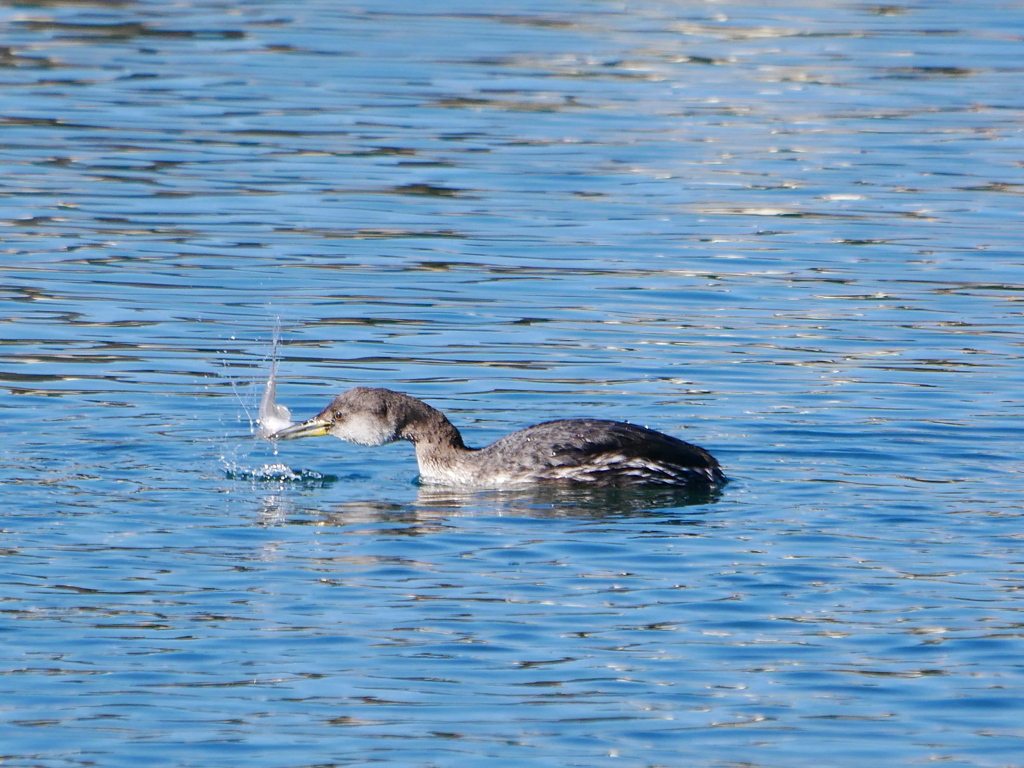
(272, 418), (331, 441)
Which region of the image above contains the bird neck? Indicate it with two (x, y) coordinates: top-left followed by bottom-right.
(395, 394), (467, 451)
(389, 394), (478, 483)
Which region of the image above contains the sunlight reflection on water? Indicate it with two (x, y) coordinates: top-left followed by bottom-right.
(2, 1), (1024, 766)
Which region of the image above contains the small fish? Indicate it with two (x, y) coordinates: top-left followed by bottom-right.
(256, 328), (295, 440)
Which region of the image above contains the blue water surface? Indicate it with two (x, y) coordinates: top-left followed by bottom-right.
(2, 1), (1024, 766)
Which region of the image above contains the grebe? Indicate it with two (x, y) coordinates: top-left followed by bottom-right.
(272, 387), (725, 489)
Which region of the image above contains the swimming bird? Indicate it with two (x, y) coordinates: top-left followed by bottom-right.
(272, 387), (725, 489)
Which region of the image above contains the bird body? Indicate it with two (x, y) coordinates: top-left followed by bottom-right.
(273, 387), (724, 490)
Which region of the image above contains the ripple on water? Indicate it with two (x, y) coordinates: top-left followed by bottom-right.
(2, 2), (1024, 768)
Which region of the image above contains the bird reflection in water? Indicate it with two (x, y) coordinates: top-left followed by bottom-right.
(254, 481), (721, 528)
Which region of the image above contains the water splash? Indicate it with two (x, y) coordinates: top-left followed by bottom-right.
(256, 323), (296, 439)
(223, 461), (338, 486)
